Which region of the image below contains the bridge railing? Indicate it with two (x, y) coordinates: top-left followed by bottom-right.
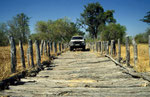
(87, 36), (150, 72)
(0, 37), (68, 90)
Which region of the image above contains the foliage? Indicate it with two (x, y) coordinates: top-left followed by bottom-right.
(140, 11), (150, 25)
(78, 2), (116, 39)
(135, 28), (150, 43)
(7, 13), (30, 43)
(31, 17), (84, 42)
(101, 23), (126, 43)
(0, 23), (9, 46)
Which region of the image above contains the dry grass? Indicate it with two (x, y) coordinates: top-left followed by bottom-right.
(114, 44), (150, 72)
(0, 43), (61, 81)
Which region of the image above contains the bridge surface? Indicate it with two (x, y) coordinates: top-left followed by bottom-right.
(1, 51), (150, 97)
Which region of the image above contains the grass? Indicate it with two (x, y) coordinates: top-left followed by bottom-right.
(114, 44), (150, 72)
(0, 43), (61, 81)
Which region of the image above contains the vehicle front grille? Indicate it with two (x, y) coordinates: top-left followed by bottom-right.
(73, 41), (82, 44)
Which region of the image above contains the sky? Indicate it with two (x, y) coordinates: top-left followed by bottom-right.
(0, 0), (150, 36)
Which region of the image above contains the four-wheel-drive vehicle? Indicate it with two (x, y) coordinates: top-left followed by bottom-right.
(69, 36), (86, 51)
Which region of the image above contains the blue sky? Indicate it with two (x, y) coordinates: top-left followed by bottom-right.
(0, 0), (150, 36)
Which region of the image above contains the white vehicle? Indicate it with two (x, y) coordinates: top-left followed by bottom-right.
(69, 36), (86, 51)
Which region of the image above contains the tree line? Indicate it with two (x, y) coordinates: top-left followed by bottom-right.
(0, 2), (149, 46)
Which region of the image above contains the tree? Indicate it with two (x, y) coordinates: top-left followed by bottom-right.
(135, 28), (150, 43)
(0, 23), (9, 46)
(79, 2), (116, 39)
(140, 11), (150, 25)
(8, 13), (30, 43)
(101, 23), (126, 43)
(32, 17), (84, 42)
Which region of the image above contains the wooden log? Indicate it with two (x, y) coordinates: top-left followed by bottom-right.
(101, 41), (103, 54)
(19, 40), (25, 69)
(149, 35), (150, 66)
(106, 41), (109, 55)
(10, 37), (17, 73)
(113, 40), (116, 55)
(44, 40), (47, 55)
(28, 39), (34, 68)
(47, 41), (51, 58)
(132, 38), (138, 66)
(59, 42), (61, 53)
(40, 40), (44, 56)
(118, 39), (121, 62)
(111, 40), (113, 56)
(126, 36), (130, 66)
(50, 42), (53, 53)
(54, 42), (57, 54)
(27, 47), (30, 66)
(96, 42), (98, 52)
(35, 40), (41, 67)
(99, 41), (101, 52)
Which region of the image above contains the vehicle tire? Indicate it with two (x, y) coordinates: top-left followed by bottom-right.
(82, 46), (85, 51)
(70, 47), (73, 51)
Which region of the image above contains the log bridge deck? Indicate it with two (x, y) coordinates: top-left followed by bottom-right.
(1, 51), (150, 97)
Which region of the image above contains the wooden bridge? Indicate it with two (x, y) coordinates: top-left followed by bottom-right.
(1, 51), (150, 97)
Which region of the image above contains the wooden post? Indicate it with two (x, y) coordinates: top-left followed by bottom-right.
(35, 40), (41, 67)
(27, 48), (30, 66)
(40, 40), (44, 56)
(149, 35), (150, 66)
(10, 37), (16, 73)
(118, 39), (121, 62)
(47, 41), (51, 58)
(28, 39), (34, 68)
(101, 41), (103, 54)
(96, 42), (98, 52)
(44, 40), (47, 55)
(19, 40), (25, 69)
(111, 40), (113, 56)
(54, 42), (57, 54)
(59, 42), (61, 53)
(106, 41), (109, 55)
(126, 36), (130, 66)
(99, 41), (101, 52)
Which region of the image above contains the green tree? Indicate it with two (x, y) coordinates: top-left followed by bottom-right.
(101, 23), (126, 43)
(79, 2), (116, 39)
(8, 13), (30, 43)
(135, 28), (150, 43)
(0, 23), (9, 46)
(140, 11), (150, 25)
(32, 17), (84, 42)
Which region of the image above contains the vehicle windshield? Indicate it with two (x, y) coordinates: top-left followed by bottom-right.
(72, 37), (83, 40)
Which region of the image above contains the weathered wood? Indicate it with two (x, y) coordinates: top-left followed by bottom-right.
(118, 39), (121, 62)
(101, 41), (103, 54)
(40, 40), (44, 56)
(99, 41), (101, 52)
(19, 40), (25, 69)
(10, 37), (17, 73)
(111, 40), (113, 56)
(44, 41), (47, 55)
(27, 48), (30, 66)
(106, 41), (109, 55)
(50, 42), (53, 53)
(126, 36), (130, 66)
(54, 42), (57, 54)
(47, 41), (51, 57)
(113, 40), (116, 55)
(35, 40), (41, 67)
(133, 38), (138, 66)
(28, 39), (34, 68)
(149, 35), (150, 66)
(59, 42), (61, 53)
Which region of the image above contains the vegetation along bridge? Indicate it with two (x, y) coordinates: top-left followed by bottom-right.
(0, 37), (150, 97)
